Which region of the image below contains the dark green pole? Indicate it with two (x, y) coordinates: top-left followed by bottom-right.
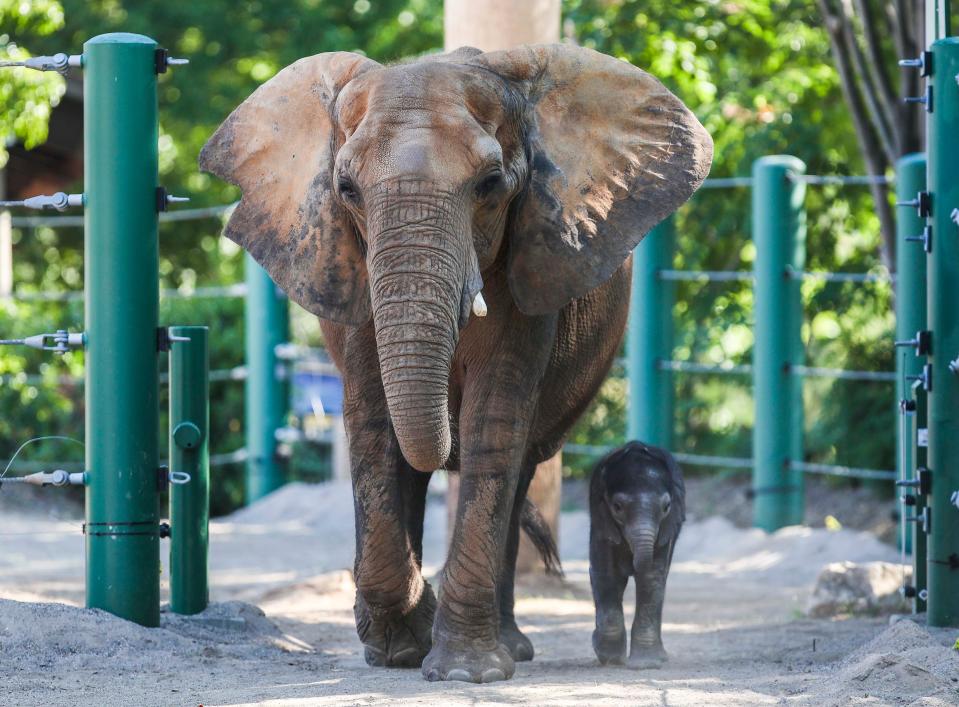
(751, 156), (806, 531)
(894, 153), (927, 609)
(244, 254), (289, 503)
(926, 37), (959, 628)
(169, 326), (210, 615)
(83, 33), (160, 627)
(627, 218), (674, 447)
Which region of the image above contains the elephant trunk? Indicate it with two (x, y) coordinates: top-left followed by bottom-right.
(626, 523), (659, 574)
(367, 216), (465, 472)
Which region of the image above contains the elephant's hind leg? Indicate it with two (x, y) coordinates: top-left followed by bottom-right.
(496, 463), (535, 662)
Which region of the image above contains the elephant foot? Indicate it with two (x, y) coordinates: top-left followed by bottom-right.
(592, 626), (627, 666)
(628, 644), (668, 670)
(421, 634), (515, 683)
(354, 582), (436, 668)
(499, 618), (534, 662)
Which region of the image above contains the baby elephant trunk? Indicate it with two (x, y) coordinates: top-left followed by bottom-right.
(626, 522), (659, 574)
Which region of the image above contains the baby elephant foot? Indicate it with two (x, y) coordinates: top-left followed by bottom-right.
(628, 644), (668, 670)
(592, 626), (627, 666)
(354, 583), (436, 668)
(499, 618), (534, 662)
(421, 634), (516, 683)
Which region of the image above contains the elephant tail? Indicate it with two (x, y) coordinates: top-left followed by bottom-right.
(520, 499), (564, 577)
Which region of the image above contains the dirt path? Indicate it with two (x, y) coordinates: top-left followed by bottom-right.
(1, 481), (957, 706)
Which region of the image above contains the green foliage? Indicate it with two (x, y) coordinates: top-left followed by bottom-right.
(2, 0), (896, 508)
(0, 0), (66, 167)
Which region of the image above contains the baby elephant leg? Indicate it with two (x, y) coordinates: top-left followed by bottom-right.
(590, 557), (629, 665)
(628, 544), (673, 669)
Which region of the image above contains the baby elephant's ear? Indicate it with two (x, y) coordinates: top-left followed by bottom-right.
(472, 45), (713, 314)
(199, 52), (379, 325)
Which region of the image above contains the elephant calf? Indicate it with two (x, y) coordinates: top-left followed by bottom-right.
(590, 441), (685, 668)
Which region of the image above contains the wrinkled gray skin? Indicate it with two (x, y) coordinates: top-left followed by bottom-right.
(590, 442), (685, 668)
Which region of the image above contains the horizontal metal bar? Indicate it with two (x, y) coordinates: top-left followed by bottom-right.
(787, 267), (895, 284)
(788, 173), (892, 186)
(8, 201), (238, 228)
(659, 359), (753, 375)
(1, 447), (251, 474)
(2, 366), (247, 388)
(789, 365), (897, 382)
(658, 269), (753, 282)
(209, 448), (248, 466)
(563, 444), (753, 470)
(698, 177), (754, 189)
(0, 284), (248, 303)
(788, 460), (896, 480)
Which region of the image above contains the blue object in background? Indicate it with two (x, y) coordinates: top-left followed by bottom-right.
(292, 371), (343, 417)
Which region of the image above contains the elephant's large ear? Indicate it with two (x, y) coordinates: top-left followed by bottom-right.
(199, 53), (379, 324)
(471, 45), (712, 314)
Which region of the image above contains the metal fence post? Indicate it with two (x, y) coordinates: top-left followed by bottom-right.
(244, 254), (289, 503)
(83, 33), (161, 627)
(751, 155), (806, 531)
(894, 153), (927, 608)
(627, 217), (675, 447)
(926, 37), (959, 628)
(169, 326), (210, 615)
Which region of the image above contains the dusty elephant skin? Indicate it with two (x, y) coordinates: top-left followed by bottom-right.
(589, 442), (686, 669)
(199, 44), (711, 683)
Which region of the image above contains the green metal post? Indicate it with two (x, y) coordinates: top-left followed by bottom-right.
(894, 153), (927, 609)
(926, 37), (959, 628)
(169, 326), (210, 615)
(627, 218), (675, 447)
(751, 156), (806, 531)
(83, 33), (161, 627)
(244, 254), (289, 503)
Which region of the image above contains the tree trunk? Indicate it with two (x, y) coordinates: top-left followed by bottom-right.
(443, 0), (563, 574)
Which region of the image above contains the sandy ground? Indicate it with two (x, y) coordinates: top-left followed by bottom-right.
(1, 480), (957, 706)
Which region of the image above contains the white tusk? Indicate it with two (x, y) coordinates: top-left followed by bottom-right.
(472, 291), (488, 317)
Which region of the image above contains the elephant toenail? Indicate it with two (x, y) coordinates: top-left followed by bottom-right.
(445, 669), (473, 682)
(425, 668), (442, 682)
(480, 668), (506, 683)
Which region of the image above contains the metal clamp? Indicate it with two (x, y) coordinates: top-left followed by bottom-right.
(154, 48), (189, 74)
(169, 471), (191, 485)
(0, 330), (85, 354)
(155, 186), (190, 212)
(903, 85), (933, 113)
(906, 363), (933, 392)
(904, 506), (931, 534)
(899, 51), (932, 77)
(0, 53), (82, 74)
(896, 466), (932, 496)
(895, 329), (932, 355)
(897, 190), (931, 218)
(0, 192), (84, 211)
(157, 327), (191, 352)
(905, 225), (932, 253)
(1, 469), (86, 487)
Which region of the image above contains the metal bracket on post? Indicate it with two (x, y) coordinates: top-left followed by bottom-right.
(0, 53), (82, 73)
(896, 330), (933, 355)
(897, 191), (932, 218)
(904, 85), (934, 112)
(906, 363), (933, 392)
(0, 330), (84, 354)
(153, 48), (189, 74)
(899, 51), (933, 77)
(0, 193), (84, 211)
(905, 225), (933, 253)
(155, 186), (189, 212)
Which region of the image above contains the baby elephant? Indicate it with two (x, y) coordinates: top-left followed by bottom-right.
(589, 441), (685, 668)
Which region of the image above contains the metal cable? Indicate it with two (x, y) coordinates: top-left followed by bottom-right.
(8, 201), (238, 228)
(787, 267), (895, 284)
(659, 359), (753, 375)
(787, 460), (896, 481)
(789, 364), (897, 382)
(658, 269), (753, 282)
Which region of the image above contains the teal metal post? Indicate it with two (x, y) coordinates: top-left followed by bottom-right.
(627, 218), (675, 447)
(83, 33), (161, 627)
(894, 153), (927, 608)
(244, 254), (289, 503)
(751, 156), (806, 531)
(169, 326), (210, 615)
(926, 37), (959, 628)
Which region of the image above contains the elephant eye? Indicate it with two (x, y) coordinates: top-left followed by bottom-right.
(475, 171), (502, 200)
(338, 176), (360, 204)
(662, 498), (671, 515)
(610, 499), (624, 515)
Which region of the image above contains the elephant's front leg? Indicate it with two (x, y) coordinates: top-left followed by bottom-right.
(422, 321), (552, 683)
(628, 543), (673, 669)
(335, 324), (435, 669)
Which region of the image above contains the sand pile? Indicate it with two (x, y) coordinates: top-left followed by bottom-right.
(0, 599), (306, 675)
(808, 620), (959, 705)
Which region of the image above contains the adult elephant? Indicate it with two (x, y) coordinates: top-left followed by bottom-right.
(200, 44), (711, 683)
